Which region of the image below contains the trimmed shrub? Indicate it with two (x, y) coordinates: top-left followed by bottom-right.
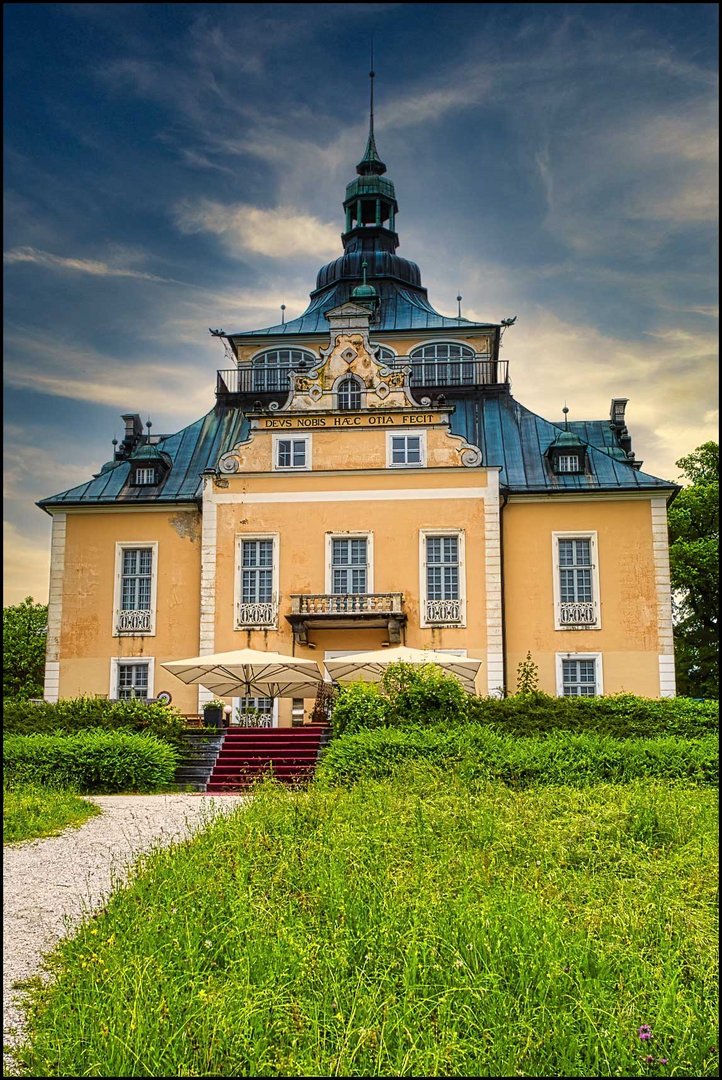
(2, 696), (186, 745)
(3, 731), (179, 793)
(467, 691), (718, 739)
(315, 724), (718, 789)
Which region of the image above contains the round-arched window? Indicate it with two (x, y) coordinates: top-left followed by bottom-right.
(409, 342), (475, 386)
(372, 344), (396, 364)
(252, 348), (316, 392)
(336, 376), (363, 411)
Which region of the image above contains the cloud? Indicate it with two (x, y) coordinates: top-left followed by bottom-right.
(174, 200), (340, 259)
(3, 246), (181, 283)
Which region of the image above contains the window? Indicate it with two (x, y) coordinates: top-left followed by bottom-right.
(252, 349), (315, 392)
(233, 696), (274, 727)
(409, 341), (475, 385)
(556, 654), (603, 697)
(373, 344), (396, 363)
(557, 455), (580, 473)
(388, 433), (425, 467)
(337, 377), (363, 411)
(273, 435), (310, 470)
(133, 467), (156, 485)
(331, 537), (368, 594)
(236, 536), (278, 627)
(111, 657), (155, 700)
(552, 533), (600, 629)
(114, 543), (157, 635)
(420, 530), (465, 625)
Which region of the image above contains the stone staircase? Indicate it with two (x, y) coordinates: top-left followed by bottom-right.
(173, 730), (225, 791)
(205, 724), (330, 792)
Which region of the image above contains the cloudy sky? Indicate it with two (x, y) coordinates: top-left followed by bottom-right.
(4, 2), (718, 606)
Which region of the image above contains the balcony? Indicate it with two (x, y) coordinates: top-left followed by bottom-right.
(286, 593), (406, 646)
(116, 609), (152, 634)
(216, 355), (508, 408)
(558, 601), (598, 628)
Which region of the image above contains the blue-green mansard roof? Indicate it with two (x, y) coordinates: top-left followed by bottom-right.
(38, 394), (676, 511)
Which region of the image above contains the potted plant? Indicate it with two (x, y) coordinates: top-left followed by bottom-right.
(202, 698), (226, 729)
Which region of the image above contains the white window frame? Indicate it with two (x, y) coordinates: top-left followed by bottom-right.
(110, 656), (155, 700)
(552, 531), (601, 630)
(325, 532), (374, 595)
(419, 528), (466, 628)
(386, 431), (427, 468)
(334, 374), (364, 411)
(557, 455), (581, 473)
(113, 541), (158, 637)
(235, 533), (280, 629)
(272, 434), (311, 471)
(555, 652), (603, 697)
(134, 466), (157, 485)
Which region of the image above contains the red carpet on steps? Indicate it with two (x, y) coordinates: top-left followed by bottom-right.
(205, 724), (329, 792)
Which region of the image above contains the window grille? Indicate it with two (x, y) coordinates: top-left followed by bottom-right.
(557, 455), (580, 473)
(276, 438), (308, 469)
(409, 342), (475, 385)
(331, 537), (367, 594)
(561, 658), (597, 696)
(337, 377), (363, 411)
(252, 349), (314, 392)
(134, 467), (156, 485)
(558, 539), (592, 603)
(241, 540), (274, 604)
(121, 548), (153, 612)
(426, 536), (460, 601)
(390, 434), (423, 466)
(117, 662), (149, 700)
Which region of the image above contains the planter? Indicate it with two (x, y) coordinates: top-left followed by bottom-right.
(203, 707), (224, 729)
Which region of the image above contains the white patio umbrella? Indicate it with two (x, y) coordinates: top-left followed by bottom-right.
(161, 648), (324, 698)
(324, 646), (482, 693)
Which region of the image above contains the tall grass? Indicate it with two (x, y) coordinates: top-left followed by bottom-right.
(16, 770), (718, 1077)
(3, 784), (100, 844)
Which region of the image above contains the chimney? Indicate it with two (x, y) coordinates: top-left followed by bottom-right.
(610, 398), (628, 430)
(117, 413), (144, 458)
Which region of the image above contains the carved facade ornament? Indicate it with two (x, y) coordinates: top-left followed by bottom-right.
(280, 302), (418, 413)
(447, 432), (483, 467)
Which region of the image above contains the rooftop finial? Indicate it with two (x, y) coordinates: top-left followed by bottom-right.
(357, 44), (386, 176)
(281, 303), (286, 325)
(562, 404), (570, 430)
(457, 294), (463, 319)
(362, 259), (368, 287)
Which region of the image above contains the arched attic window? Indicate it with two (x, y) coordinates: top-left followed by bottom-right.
(252, 348), (316, 392)
(409, 341), (475, 386)
(336, 376), (363, 411)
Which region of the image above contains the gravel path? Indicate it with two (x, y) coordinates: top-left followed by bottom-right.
(3, 793), (247, 1071)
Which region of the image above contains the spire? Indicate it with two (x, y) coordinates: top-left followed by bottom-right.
(357, 48), (386, 176)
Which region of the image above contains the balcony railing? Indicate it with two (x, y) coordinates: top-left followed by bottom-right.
(216, 356), (508, 404)
(425, 598), (463, 625)
(236, 601), (278, 628)
(116, 609), (152, 633)
(558, 601), (597, 627)
(291, 593), (404, 615)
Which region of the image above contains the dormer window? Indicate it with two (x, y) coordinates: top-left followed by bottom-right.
(557, 455), (581, 474)
(133, 467), (157, 485)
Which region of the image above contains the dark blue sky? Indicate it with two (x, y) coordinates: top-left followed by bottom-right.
(4, 3), (718, 602)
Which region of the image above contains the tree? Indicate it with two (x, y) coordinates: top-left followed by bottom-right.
(667, 442), (718, 698)
(3, 597), (48, 700)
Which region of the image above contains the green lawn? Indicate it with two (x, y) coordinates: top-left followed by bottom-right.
(3, 784), (100, 844)
(14, 770), (718, 1077)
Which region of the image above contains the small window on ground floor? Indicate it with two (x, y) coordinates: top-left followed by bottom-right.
(557, 654), (602, 697)
(116, 662), (150, 699)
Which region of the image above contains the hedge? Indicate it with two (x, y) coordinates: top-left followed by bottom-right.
(3, 731), (180, 793)
(315, 724), (719, 788)
(329, 665), (718, 740)
(2, 696), (186, 745)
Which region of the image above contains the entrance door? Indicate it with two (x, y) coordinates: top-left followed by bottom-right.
(231, 696), (278, 728)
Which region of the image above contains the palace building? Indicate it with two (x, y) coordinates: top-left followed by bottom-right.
(38, 98), (679, 722)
